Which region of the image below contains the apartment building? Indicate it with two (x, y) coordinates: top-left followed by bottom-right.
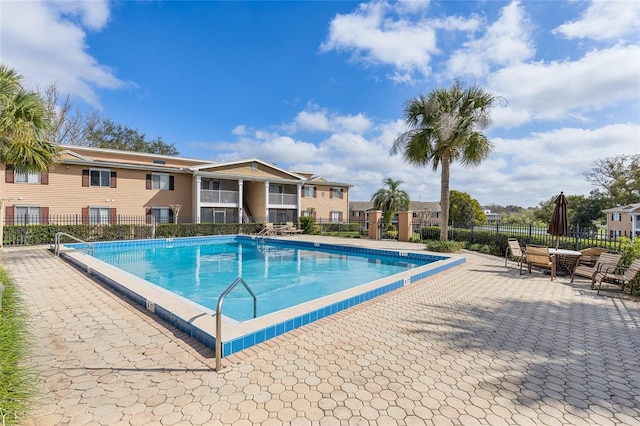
(603, 203), (640, 238)
(1, 145), (350, 225)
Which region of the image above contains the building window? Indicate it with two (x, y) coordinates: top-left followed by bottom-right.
(611, 213), (622, 222)
(89, 207), (110, 224)
(331, 211), (341, 222)
(331, 187), (343, 199)
(152, 174), (170, 190)
(90, 169), (111, 187)
(352, 211), (360, 217)
(15, 169), (41, 184)
(303, 186), (315, 197)
(151, 207), (172, 224)
(269, 185), (283, 194)
(14, 206), (41, 224)
(202, 179), (220, 190)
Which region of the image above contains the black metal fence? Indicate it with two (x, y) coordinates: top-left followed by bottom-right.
(414, 221), (632, 253)
(1, 215), (262, 246)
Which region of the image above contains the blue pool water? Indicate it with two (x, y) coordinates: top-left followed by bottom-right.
(89, 237), (433, 321)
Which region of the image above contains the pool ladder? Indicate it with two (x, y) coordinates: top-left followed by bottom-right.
(216, 277), (257, 371)
(54, 232), (94, 257)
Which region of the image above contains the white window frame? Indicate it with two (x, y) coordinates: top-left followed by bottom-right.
(89, 207), (110, 224)
(331, 211), (340, 222)
(152, 173), (170, 190)
(331, 187), (342, 199)
(15, 169), (41, 184)
(14, 206), (41, 224)
(612, 213), (622, 222)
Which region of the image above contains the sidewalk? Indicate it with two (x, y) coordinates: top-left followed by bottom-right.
(3, 239), (639, 425)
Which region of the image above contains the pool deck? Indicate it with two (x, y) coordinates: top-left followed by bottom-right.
(3, 235), (640, 425)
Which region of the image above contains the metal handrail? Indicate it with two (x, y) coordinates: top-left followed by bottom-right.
(54, 232), (94, 257)
(215, 277), (257, 371)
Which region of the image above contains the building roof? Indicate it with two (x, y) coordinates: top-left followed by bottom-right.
(602, 203), (640, 214)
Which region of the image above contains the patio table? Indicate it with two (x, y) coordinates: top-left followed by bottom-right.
(549, 248), (582, 275)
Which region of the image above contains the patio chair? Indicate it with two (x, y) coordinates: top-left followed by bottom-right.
(505, 238), (525, 268)
(593, 258), (640, 295)
(576, 247), (607, 268)
(570, 252), (622, 288)
(280, 222), (304, 236)
(521, 245), (556, 281)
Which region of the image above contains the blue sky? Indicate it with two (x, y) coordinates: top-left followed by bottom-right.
(2, 0), (639, 208)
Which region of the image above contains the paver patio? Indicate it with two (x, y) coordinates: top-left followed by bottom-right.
(2, 236), (639, 425)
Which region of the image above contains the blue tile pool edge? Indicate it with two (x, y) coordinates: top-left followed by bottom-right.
(58, 236), (465, 358)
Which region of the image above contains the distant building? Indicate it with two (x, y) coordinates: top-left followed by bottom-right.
(602, 203), (640, 239)
(483, 209), (502, 224)
(349, 201), (441, 229)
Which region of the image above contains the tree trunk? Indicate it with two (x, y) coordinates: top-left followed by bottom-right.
(440, 155), (451, 241)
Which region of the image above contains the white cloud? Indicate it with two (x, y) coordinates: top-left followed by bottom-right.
(292, 107), (372, 134)
(320, 1), (439, 80)
(446, 1), (535, 78)
(294, 111), (332, 132)
(0, 0), (130, 107)
(232, 125), (247, 136)
(554, 0), (640, 41)
(488, 44), (640, 122)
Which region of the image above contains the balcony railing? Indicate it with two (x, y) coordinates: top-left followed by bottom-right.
(200, 190), (239, 204)
(268, 193), (297, 206)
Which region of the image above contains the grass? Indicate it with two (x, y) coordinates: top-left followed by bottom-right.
(0, 269), (35, 426)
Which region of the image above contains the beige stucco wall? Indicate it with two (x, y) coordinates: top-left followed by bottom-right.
(2, 164), (192, 218)
(607, 213), (633, 235)
(301, 184), (349, 221)
(207, 164), (294, 180)
(243, 181), (266, 221)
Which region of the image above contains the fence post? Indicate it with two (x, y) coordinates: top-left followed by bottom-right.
(528, 223), (533, 244)
(574, 225), (580, 251)
(495, 222), (499, 246)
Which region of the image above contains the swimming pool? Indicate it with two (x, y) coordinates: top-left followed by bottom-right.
(58, 235), (465, 360)
(90, 238), (431, 321)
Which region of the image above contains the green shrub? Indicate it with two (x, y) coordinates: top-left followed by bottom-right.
(425, 239), (465, 253)
(386, 224), (396, 232)
(0, 270), (35, 425)
(299, 216), (317, 234)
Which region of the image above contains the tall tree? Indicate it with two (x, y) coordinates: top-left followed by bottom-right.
(449, 190), (486, 225)
(391, 81), (501, 240)
(0, 65), (60, 171)
(85, 118), (179, 156)
(0, 65), (60, 248)
(584, 155), (640, 206)
(371, 177), (410, 227)
(38, 83), (100, 146)
(37, 83), (180, 155)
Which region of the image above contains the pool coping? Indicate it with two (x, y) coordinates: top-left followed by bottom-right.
(58, 235), (465, 357)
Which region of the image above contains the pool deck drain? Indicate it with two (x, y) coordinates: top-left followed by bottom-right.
(3, 235), (640, 425)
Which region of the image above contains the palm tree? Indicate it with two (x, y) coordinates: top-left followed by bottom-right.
(391, 81), (501, 241)
(0, 64), (60, 171)
(0, 64), (60, 247)
(371, 178), (410, 227)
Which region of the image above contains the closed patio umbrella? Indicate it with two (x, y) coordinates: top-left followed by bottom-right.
(548, 191), (568, 249)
